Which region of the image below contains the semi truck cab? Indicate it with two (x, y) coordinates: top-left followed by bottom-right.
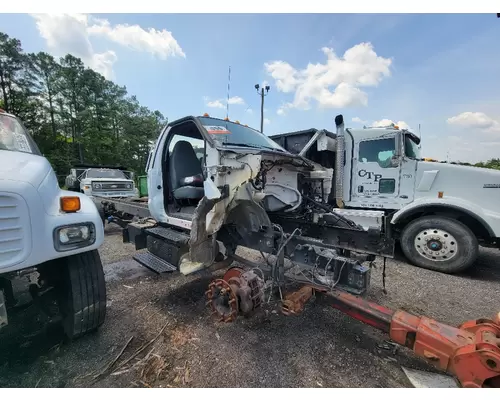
(271, 118), (500, 274)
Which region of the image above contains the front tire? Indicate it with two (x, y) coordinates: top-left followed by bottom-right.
(58, 250), (107, 340)
(400, 216), (478, 274)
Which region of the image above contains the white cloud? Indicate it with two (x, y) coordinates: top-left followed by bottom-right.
(204, 96), (246, 109)
(227, 96), (245, 105)
(446, 112), (500, 132)
(352, 117), (367, 124)
(372, 119), (410, 130)
(32, 13), (116, 79)
(31, 13), (184, 80)
(88, 18), (185, 59)
(277, 107), (286, 116)
(206, 99), (225, 109)
(246, 108), (253, 114)
(264, 118), (271, 125)
(264, 42), (392, 110)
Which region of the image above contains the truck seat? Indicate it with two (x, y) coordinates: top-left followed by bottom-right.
(169, 140), (205, 200)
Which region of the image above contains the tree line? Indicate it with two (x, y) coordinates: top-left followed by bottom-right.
(0, 31), (166, 183)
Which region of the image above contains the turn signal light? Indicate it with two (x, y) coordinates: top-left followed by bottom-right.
(60, 196), (81, 213)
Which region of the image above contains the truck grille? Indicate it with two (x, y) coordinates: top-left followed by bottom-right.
(93, 181), (132, 191)
(0, 194), (25, 266)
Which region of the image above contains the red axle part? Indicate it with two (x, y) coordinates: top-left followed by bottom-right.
(326, 289), (500, 388)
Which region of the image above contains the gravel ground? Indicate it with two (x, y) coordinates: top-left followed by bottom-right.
(1, 223), (499, 388)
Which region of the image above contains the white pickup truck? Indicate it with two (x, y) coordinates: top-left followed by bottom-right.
(66, 165), (137, 198)
(0, 109), (106, 339)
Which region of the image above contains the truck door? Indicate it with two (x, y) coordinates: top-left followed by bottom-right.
(398, 133), (419, 205)
(352, 135), (402, 208)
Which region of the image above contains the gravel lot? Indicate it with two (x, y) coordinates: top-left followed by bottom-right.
(1, 223), (499, 388)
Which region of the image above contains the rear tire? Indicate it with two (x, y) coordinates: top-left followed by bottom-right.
(400, 216), (478, 274)
(58, 250), (107, 340)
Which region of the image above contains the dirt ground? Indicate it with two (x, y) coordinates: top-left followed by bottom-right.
(1, 223), (499, 388)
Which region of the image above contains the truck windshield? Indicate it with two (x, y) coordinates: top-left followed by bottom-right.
(198, 116), (286, 153)
(0, 114), (41, 155)
(404, 134), (421, 159)
(87, 169), (127, 179)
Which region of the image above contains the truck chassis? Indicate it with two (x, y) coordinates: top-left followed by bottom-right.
(94, 194), (500, 388)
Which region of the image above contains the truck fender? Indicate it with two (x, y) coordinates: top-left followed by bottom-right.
(390, 197), (495, 237)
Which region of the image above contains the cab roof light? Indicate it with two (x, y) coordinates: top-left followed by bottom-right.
(60, 196), (81, 213)
(203, 113), (210, 117)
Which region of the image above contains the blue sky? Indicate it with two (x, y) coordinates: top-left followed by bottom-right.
(1, 13), (499, 162)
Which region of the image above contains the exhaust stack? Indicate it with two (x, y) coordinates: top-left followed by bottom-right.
(334, 114), (345, 208)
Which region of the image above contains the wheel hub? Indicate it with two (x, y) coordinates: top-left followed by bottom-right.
(414, 228), (458, 262)
(205, 267), (264, 322)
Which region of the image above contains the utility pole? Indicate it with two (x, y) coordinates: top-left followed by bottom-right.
(255, 83), (270, 133)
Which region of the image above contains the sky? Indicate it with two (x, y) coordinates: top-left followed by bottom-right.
(0, 13), (499, 163)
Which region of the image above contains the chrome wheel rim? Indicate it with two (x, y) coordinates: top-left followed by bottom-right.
(414, 228), (458, 262)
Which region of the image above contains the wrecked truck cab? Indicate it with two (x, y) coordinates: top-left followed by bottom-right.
(126, 114), (392, 277)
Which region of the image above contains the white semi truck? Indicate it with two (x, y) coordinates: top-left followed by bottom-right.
(270, 118), (500, 273)
(0, 109), (107, 339)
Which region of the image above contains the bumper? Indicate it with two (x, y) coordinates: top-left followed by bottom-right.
(0, 181), (104, 274)
(84, 189), (136, 198)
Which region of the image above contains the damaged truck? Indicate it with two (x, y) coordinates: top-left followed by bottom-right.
(94, 113), (500, 388)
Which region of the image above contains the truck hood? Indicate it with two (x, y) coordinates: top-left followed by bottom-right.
(415, 161), (500, 208)
(0, 150), (51, 187)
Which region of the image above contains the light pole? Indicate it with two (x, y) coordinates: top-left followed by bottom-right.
(255, 84), (270, 133)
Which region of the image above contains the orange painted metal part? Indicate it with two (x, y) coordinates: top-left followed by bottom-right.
(391, 312), (500, 388)
(326, 288), (500, 388)
(281, 286), (314, 316)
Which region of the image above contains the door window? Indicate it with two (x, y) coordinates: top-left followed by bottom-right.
(404, 134), (421, 159)
(359, 138), (396, 168)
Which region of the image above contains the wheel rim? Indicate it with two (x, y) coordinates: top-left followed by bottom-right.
(414, 228), (458, 262)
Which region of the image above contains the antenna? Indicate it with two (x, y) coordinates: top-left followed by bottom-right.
(226, 66), (231, 120)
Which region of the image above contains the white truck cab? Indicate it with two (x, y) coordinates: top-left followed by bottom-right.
(0, 109), (107, 339)
(271, 119), (500, 273)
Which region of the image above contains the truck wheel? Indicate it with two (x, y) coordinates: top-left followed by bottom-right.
(58, 250), (107, 340)
(400, 216), (478, 273)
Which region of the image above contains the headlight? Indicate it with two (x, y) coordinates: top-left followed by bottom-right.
(54, 223), (96, 252)
(126, 183), (132, 189)
(93, 183), (102, 189)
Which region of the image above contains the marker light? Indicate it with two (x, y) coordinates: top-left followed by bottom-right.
(60, 196), (81, 213)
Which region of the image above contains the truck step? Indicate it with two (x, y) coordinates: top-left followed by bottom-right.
(133, 252), (177, 275)
(145, 226), (190, 246)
